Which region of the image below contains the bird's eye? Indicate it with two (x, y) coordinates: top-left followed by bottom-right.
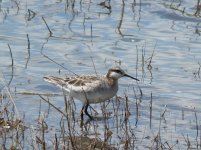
(114, 70), (121, 73)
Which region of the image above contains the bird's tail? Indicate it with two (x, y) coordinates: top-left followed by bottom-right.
(43, 76), (65, 86)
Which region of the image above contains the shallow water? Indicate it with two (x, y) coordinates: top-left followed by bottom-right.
(0, 0), (201, 149)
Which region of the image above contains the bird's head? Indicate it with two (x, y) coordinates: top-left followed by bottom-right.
(106, 66), (139, 81)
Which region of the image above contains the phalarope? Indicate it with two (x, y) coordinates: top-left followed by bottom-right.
(44, 66), (139, 120)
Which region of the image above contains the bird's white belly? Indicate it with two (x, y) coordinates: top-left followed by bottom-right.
(67, 85), (118, 104)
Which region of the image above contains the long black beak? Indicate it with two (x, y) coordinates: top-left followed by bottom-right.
(124, 74), (139, 81)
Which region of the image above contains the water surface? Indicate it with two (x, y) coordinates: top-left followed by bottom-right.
(0, 0), (201, 149)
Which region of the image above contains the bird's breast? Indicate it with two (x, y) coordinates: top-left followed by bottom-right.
(86, 82), (118, 104)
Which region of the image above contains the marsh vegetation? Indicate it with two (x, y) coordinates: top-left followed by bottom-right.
(0, 0), (201, 149)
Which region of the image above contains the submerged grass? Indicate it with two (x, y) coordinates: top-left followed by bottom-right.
(0, 86), (25, 149)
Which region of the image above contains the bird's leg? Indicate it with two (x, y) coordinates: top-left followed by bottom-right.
(80, 104), (85, 120)
(84, 103), (93, 120)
